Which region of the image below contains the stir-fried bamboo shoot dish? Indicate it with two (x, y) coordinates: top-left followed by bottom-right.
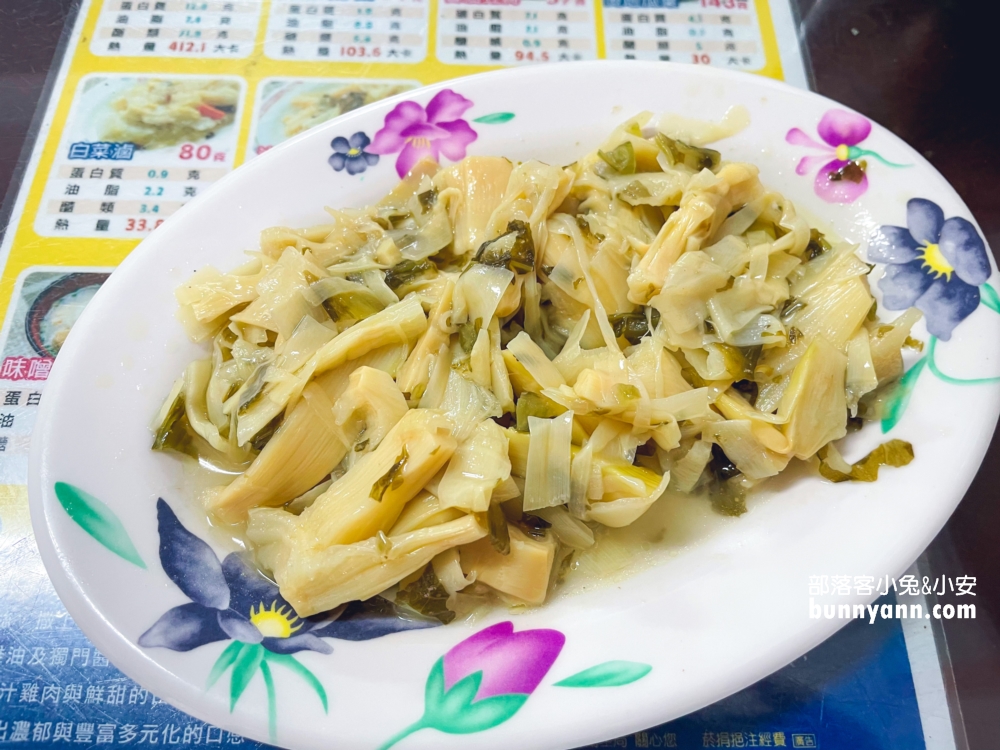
(153, 113), (916, 620)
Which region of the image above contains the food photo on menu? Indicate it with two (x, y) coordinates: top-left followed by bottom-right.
(0, 2), (996, 750)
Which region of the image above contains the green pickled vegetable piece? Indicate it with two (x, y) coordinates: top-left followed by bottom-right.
(575, 214), (606, 242)
(395, 565), (455, 625)
(598, 142), (636, 175)
(487, 502), (510, 555)
(417, 189), (438, 210)
(249, 415), (281, 452)
(710, 443), (741, 481)
(458, 321), (479, 354)
(516, 513), (551, 539)
(654, 134), (679, 166)
(741, 345), (763, 378)
(151, 387), (240, 469)
(654, 133), (721, 171)
(610, 309), (658, 344)
(903, 336), (925, 352)
(732, 379), (759, 403)
(805, 228), (832, 260)
(151, 388), (198, 459)
(650, 307), (661, 330)
(715, 343), (761, 380)
(369, 446), (409, 502)
(475, 220), (535, 273)
(679, 357), (708, 389)
(237, 365), (269, 415)
(709, 476), (747, 517)
(781, 298), (806, 320)
(323, 290), (385, 322)
(818, 439), (914, 483)
(384, 259), (437, 293)
(715, 344), (746, 378)
(621, 181), (652, 201)
(609, 311), (649, 344)
(515, 392), (566, 432)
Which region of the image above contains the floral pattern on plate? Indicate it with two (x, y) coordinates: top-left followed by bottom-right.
(330, 89), (514, 178)
(870, 198), (991, 340)
(328, 132), (379, 175)
(786, 109), (909, 203)
(379, 621), (650, 748)
(869, 199), (1000, 431)
(138, 499), (436, 740)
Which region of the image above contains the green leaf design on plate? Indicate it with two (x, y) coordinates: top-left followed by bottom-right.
(54, 482), (146, 569)
(473, 112), (515, 124)
(207, 642), (244, 690)
(435, 691), (528, 734)
(259, 660), (278, 741)
(230, 644), (264, 711)
(424, 657), (529, 732)
(422, 656), (447, 715)
(554, 660), (652, 688)
(264, 652), (328, 712)
(881, 356), (927, 433)
(980, 283), (1000, 314)
(925, 336), (1000, 386)
(434, 671), (488, 729)
(208, 645), (306, 742)
(377, 658), (529, 749)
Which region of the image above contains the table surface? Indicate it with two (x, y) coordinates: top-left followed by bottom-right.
(1, 1), (998, 748)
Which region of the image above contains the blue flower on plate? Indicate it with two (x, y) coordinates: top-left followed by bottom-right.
(329, 132), (379, 175)
(138, 499), (437, 740)
(139, 499), (436, 654)
(869, 198), (990, 340)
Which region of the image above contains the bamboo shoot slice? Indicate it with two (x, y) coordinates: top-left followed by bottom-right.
(459, 526), (556, 604)
(298, 408), (458, 547)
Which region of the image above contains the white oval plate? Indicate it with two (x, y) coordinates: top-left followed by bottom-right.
(29, 61), (1000, 750)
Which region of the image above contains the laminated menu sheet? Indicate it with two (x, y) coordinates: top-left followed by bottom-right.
(4, 2), (958, 749)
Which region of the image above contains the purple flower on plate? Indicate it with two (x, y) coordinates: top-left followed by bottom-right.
(869, 198), (990, 340)
(329, 132), (379, 175)
(139, 500), (435, 654)
(786, 109), (907, 203)
(368, 89), (478, 178)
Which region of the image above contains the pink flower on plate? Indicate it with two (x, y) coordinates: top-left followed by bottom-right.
(377, 621), (564, 749)
(378, 620), (652, 749)
(369, 89), (478, 178)
(442, 621), (565, 700)
(786, 108), (908, 204)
